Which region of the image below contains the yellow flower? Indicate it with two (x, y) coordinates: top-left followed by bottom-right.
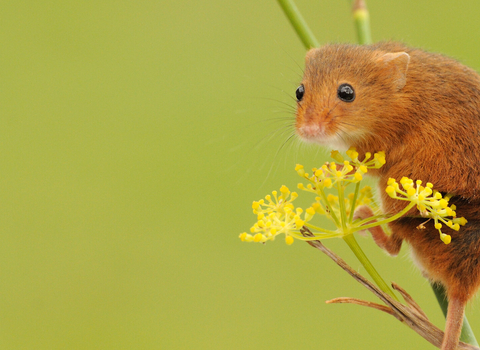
(385, 177), (467, 244)
(241, 147), (465, 247)
(296, 148), (387, 197)
(239, 186), (314, 244)
(251, 185), (297, 217)
(346, 147), (386, 169)
(241, 147), (389, 245)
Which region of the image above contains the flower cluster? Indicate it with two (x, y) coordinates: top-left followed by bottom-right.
(239, 147), (466, 246)
(239, 185), (314, 245)
(386, 177), (467, 244)
(240, 148), (383, 244)
(295, 149), (385, 193)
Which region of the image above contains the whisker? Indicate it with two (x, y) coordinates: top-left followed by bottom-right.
(269, 105), (296, 113)
(253, 96), (296, 112)
(260, 115), (294, 123)
(250, 124), (292, 150)
(280, 90), (298, 104)
(222, 50), (306, 187)
(263, 126), (296, 145)
(276, 45), (304, 78)
(259, 131), (297, 187)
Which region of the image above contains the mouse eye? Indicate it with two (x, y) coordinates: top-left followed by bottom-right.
(337, 83), (355, 102)
(296, 84), (305, 101)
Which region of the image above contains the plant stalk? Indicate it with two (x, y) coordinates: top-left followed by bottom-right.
(337, 183), (348, 231)
(343, 234), (398, 301)
(348, 182), (361, 223)
(352, 0), (372, 45)
(276, 0), (320, 49)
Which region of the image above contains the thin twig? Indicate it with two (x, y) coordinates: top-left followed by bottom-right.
(301, 227), (479, 349)
(327, 297), (396, 317)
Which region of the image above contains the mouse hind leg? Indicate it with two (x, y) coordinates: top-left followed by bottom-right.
(441, 295), (465, 350)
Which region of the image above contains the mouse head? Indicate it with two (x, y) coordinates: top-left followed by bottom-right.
(295, 44), (410, 151)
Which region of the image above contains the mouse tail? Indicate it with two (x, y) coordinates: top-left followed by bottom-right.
(441, 296), (465, 350)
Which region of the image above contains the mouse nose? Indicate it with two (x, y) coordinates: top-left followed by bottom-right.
(296, 103), (333, 141)
(298, 123), (325, 139)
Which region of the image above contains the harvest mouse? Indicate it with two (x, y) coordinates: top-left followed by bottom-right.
(295, 41), (480, 350)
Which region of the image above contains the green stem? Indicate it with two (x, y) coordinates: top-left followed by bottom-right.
(318, 188), (341, 228)
(353, 214), (389, 226)
(276, 0), (320, 49)
(303, 223), (338, 235)
(352, 0), (372, 45)
(343, 234), (399, 301)
(431, 283), (479, 346)
(348, 182), (361, 224)
(290, 231), (340, 241)
(337, 183), (348, 231)
(353, 202), (416, 233)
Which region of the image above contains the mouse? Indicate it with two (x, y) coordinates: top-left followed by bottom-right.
(294, 41), (480, 350)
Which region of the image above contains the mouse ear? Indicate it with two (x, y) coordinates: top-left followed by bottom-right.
(376, 52), (410, 90)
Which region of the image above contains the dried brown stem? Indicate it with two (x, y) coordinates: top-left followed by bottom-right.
(301, 227), (479, 349)
(327, 297), (395, 317)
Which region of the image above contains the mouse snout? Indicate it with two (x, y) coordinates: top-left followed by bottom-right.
(295, 106), (334, 141)
(298, 123), (325, 139)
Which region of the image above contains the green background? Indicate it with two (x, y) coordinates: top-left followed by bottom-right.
(1, 1), (480, 349)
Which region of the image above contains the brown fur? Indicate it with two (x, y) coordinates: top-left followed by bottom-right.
(296, 42), (480, 349)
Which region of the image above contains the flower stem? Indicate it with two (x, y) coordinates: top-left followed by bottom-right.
(353, 202), (416, 233)
(352, 0), (372, 45)
(276, 0), (320, 49)
(353, 214), (390, 226)
(337, 183), (348, 231)
(343, 234), (399, 301)
(348, 182), (360, 223)
(318, 188), (341, 228)
(291, 230), (341, 241)
(431, 283), (479, 346)
(303, 223), (338, 235)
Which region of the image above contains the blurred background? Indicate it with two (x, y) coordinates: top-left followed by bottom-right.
(1, 1), (480, 349)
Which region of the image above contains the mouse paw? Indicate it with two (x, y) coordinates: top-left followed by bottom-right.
(353, 205), (376, 237)
(353, 205), (401, 256)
